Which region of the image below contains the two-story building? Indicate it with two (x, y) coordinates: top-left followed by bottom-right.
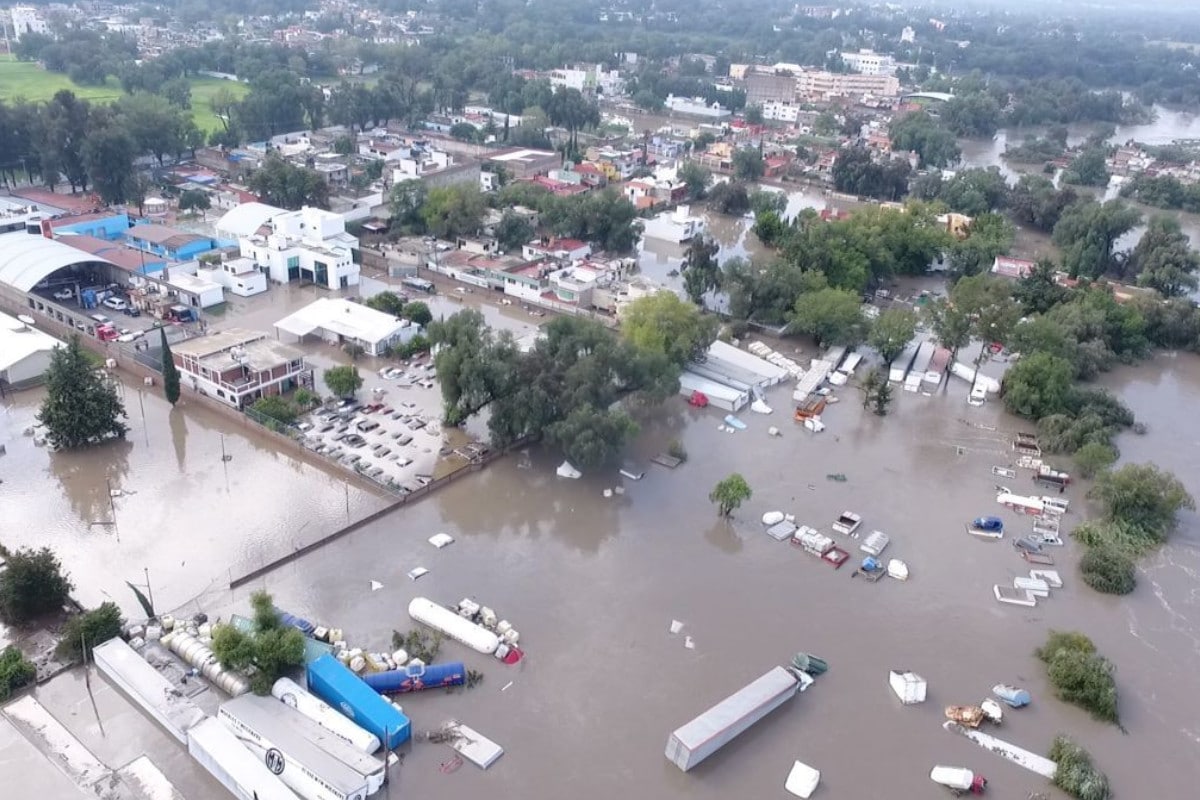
(222, 204), (361, 290)
(522, 238), (592, 263)
(172, 328), (310, 409)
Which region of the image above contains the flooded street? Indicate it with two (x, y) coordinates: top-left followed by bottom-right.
(188, 354), (1200, 800)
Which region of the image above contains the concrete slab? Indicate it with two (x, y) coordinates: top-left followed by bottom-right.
(0, 715), (88, 799)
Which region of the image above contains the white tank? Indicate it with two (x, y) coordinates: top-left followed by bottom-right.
(408, 597), (500, 654)
(272, 677), (381, 754)
(162, 631), (250, 696)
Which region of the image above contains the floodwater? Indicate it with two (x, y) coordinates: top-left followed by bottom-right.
(0, 378), (393, 616)
(188, 353), (1200, 800)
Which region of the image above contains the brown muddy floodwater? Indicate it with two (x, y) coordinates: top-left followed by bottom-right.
(197, 355), (1200, 800)
(0, 380), (393, 614)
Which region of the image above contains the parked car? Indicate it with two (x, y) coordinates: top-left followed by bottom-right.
(96, 325), (120, 342)
(52, 288), (74, 301)
(102, 296), (128, 312)
(123, 306), (141, 317)
(89, 313), (112, 326)
(116, 329), (145, 343)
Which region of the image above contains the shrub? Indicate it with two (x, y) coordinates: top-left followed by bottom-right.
(1049, 735), (1112, 800)
(211, 591), (305, 695)
(1073, 441), (1117, 478)
(55, 602), (125, 662)
(252, 396), (298, 425)
(0, 547), (74, 625)
(1036, 630), (1119, 724)
(1079, 545), (1136, 595)
(666, 438), (688, 462)
(0, 646), (36, 700)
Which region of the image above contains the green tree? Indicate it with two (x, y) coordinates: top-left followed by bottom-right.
(494, 210), (535, 252)
(449, 122), (481, 142)
(1074, 442), (1118, 479)
(753, 210), (785, 246)
(733, 148), (765, 181)
(82, 122), (137, 205)
(709, 473), (752, 517)
(323, 365), (363, 398)
(706, 181), (751, 215)
(1008, 174), (1077, 232)
(0, 547), (74, 625)
(404, 301), (433, 327)
(678, 161), (712, 201)
(621, 291), (718, 367)
(364, 291), (407, 316)
(548, 404), (639, 468)
(249, 152), (330, 210)
(212, 591), (306, 695)
(941, 92), (1002, 138)
(889, 111), (961, 168)
(1049, 736), (1112, 800)
(1001, 352), (1074, 419)
(55, 602), (124, 662)
(161, 76), (192, 109)
(1128, 215), (1200, 297)
(252, 396), (298, 425)
(1036, 631), (1120, 725)
(1079, 543), (1136, 595)
(868, 308), (917, 365)
(0, 646), (36, 701)
(951, 273), (1021, 361)
(860, 368), (883, 409)
(1052, 199), (1141, 279)
(872, 378), (893, 416)
(160, 328), (180, 406)
(681, 235), (722, 305)
(1089, 463), (1195, 542)
(421, 185), (487, 239)
(1063, 146), (1110, 187)
(178, 189), (212, 216)
(926, 297), (973, 370)
(789, 288), (869, 347)
(388, 179), (428, 234)
(744, 104), (764, 125)
(38, 336), (128, 448)
(1013, 259), (1070, 314)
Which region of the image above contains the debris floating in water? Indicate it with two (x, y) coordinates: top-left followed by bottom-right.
(684, 636), (695, 650)
(669, 620), (684, 634)
(370, 580), (384, 591)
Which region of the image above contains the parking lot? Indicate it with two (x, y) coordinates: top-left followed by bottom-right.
(296, 359), (484, 493)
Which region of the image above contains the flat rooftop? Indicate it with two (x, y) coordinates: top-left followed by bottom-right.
(174, 328), (304, 372)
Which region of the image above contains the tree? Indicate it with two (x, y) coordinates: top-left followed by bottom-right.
(860, 368), (882, 409)
(753, 210), (786, 246)
(252, 396), (297, 426)
(1074, 442), (1118, 479)
(942, 92), (1002, 138)
(707, 180), (752, 216)
(404, 301), (433, 327)
(1052, 200), (1141, 279)
(1090, 464), (1195, 543)
(681, 235), (721, 305)
(248, 152), (330, 210)
(1008, 174), (1077, 232)
(710, 473), (752, 517)
(889, 111), (961, 168)
(55, 602), (124, 662)
(0, 547), (73, 625)
(678, 161), (712, 201)
(388, 179), (428, 234)
(0, 646), (36, 701)
(1001, 352), (1074, 419)
(364, 291), (406, 316)
(494, 210), (535, 252)
(733, 148), (765, 181)
(926, 297), (972, 370)
(212, 591), (305, 695)
(1128, 215), (1200, 297)
(323, 365), (363, 398)
(160, 328), (181, 406)
(872, 378), (893, 416)
(789, 288), (869, 347)
(1063, 146), (1110, 187)
(209, 86), (239, 133)
(161, 76), (192, 109)
(421, 185), (487, 239)
(951, 273), (1022, 361)
(868, 308), (917, 365)
(82, 123), (137, 204)
(548, 404), (638, 468)
(1049, 736), (1113, 800)
(1036, 631), (1119, 725)
(622, 292), (718, 367)
(744, 104), (764, 125)
(449, 122), (480, 142)
(1079, 543), (1137, 595)
(1013, 259), (1070, 314)
(178, 189), (212, 216)
(38, 336), (128, 448)
(831, 147), (911, 200)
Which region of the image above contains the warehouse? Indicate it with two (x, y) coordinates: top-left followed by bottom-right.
(0, 311), (62, 389)
(275, 297), (423, 357)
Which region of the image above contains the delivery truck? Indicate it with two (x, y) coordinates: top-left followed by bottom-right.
(665, 666), (805, 772)
(218, 696), (370, 800)
(306, 655), (411, 749)
(187, 717), (298, 800)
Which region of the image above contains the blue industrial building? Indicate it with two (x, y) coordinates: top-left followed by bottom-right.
(127, 224), (223, 261)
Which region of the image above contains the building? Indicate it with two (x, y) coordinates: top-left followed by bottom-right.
(274, 297), (422, 357)
(0, 311), (61, 389)
(991, 255), (1036, 279)
(840, 50), (896, 76)
(223, 205), (361, 290)
(522, 238), (592, 262)
(761, 101), (801, 124)
(487, 149), (561, 180)
(380, 143), (481, 190)
(45, 211), (132, 241)
(172, 328), (309, 409)
(744, 71), (798, 106)
(57, 234), (167, 275)
(198, 257), (268, 297)
(664, 96), (732, 119)
(642, 205), (706, 244)
(796, 70), (901, 102)
(549, 64), (624, 96)
(10, 6), (49, 40)
(127, 225), (223, 262)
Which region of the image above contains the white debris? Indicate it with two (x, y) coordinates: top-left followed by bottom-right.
(428, 533), (455, 548)
(407, 567), (429, 580)
(370, 580), (384, 591)
(669, 620), (684, 634)
(684, 636), (695, 649)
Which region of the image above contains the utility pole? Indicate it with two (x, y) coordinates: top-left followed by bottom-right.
(144, 567), (154, 612)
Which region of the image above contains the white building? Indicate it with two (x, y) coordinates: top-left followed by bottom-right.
(171, 328), (309, 410)
(664, 96), (732, 119)
(198, 257), (268, 297)
(641, 205), (706, 244)
(0, 311), (61, 388)
(220, 204), (360, 290)
(10, 6), (49, 40)
(840, 49), (896, 76)
(164, 272), (225, 309)
(549, 64), (624, 96)
(761, 100), (801, 123)
(274, 297), (423, 357)
(901, 26), (916, 43)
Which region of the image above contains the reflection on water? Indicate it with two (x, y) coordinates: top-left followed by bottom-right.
(169, 406), (187, 473)
(47, 439), (133, 530)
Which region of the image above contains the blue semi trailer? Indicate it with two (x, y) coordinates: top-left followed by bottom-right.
(306, 655), (411, 749)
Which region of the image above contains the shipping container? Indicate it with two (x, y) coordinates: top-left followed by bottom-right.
(362, 662), (466, 695)
(231, 695), (385, 795)
(665, 666), (802, 772)
(306, 655), (412, 749)
(273, 678), (382, 754)
(187, 717), (298, 800)
(92, 638), (207, 745)
(218, 696), (370, 800)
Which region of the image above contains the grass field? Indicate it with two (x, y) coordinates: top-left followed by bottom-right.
(0, 55), (249, 133)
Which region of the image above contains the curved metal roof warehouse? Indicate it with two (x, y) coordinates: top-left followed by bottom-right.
(0, 231), (117, 293)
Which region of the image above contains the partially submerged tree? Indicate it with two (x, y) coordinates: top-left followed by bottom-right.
(1089, 463), (1194, 546)
(710, 473), (752, 517)
(621, 292), (718, 367)
(211, 591), (305, 695)
(160, 328), (180, 406)
(1036, 630), (1119, 725)
(868, 308), (917, 365)
(788, 287), (869, 348)
(323, 365), (363, 398)
(0, 547), (74, 625)
(38, 336), (128, 448)
(56, 602), (124, 662)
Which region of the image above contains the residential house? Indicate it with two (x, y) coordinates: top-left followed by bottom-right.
(172, 328), (309, 409)
(488, 149), (561, 180)
(232, 205), (361, 290)
(198, 257), (269, 297)
(664, 96), (732, 119)
(522, 238), (592, 263)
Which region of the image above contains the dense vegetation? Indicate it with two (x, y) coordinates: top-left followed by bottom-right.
(0, 547), (74, 625)
(212, 591), (306, 695)
(56, 603), (125, 662)
(1049, 736), (1112, 800)
(1036, 631), (1120, 725)
(0, 646), (37, 701)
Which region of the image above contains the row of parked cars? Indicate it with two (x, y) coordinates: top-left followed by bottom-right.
(297, 400), (435, 489)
